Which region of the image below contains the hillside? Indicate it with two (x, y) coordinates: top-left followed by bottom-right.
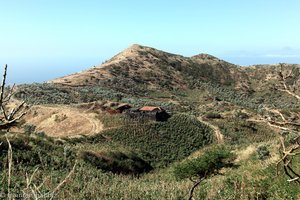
(50, 44), (300, 97)
(50, 44), (245, 91)
(5, 45), (300, 199)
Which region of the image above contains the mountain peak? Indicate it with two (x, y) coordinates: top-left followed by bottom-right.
(192, 53), (220, 61)
(50, 45), (246, 89)
(103, 44), (177, 67)
(101, 44), (145, 66)
(122, 44), (152, 53)
(128, 44), (146, 50)
(106, 44), (149, 62)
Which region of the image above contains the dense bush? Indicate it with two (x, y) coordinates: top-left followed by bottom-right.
(15, 83), (178, 112)
(15, 83), (127, 105)
(80, 150), (153, 175)
(173, 146), (235, 199)
(63, 133), (107, 144)
(0, 133), (75, 171)
(282, 131), (300, 145)
(15, 83), (76, 104)
(187, 81), (300, 110)
(23, 124), (36, 135)
(103, 114), (214, 167)
(173, 146), (235, 180)
(217, 164), (300, 199)
(214, 119), (276, 145)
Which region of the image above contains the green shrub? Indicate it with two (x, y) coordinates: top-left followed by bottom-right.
(214, 119), (276, 145)
(174, 146), (235, 180)
(282, 131), (300, 145)
(234, 110), (249, 119)
(256, 145), (270, 160)
(218, 164), (300, 199)
(23, 124), (36, 135)
(0, 134), (75, 170)
(80, 150), (153, 175)
(173, 146), (235, 200)
(104, 114), (214, 167)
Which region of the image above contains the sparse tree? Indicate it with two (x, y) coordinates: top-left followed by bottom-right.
(0, 64), (27, 130)
(174, 147), (235, 200)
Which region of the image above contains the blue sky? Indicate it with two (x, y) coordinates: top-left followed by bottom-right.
(0, 0), (300, 83)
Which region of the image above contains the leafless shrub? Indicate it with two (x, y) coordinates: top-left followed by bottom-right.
(0, 64), (27, 130)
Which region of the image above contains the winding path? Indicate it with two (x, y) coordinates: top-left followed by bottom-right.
(197, 117), (224, 144)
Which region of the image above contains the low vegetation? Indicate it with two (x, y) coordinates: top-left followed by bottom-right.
(214, 119), (276, 145)
(80, 150), (153, 175)
(256, 145), (271, 160)
(103, 114), (214, 167)
(174, 146), (235, 200)
(2, 49), (300, 199)
(1, 132), (299, 199)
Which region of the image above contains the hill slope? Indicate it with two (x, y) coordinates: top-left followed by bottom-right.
(7, 45), (300, 199)
(50, 44), (246, 90)
(50, 44), (300, 96)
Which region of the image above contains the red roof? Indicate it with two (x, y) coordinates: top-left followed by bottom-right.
(139, 106), (163, 112)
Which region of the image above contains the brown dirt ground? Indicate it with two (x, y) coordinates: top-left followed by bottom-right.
(197, 117), (224, 144)
(17, 105), (104, 137)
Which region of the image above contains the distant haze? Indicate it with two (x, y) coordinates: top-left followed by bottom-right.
(0, 1), (299, 84)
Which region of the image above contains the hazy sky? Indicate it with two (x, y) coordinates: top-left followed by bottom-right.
(0, 0), (300, 83)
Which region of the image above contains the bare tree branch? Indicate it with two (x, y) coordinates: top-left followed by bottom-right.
(188, 177), (205, 200)
(277, 63), (300, 100)
(0, 64), (8, 105)
(0, 65), (27, 130)
(3, 84), (16, 104)
(265, 64), (300, 183)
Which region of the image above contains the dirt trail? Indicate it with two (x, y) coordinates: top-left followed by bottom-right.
(197, 117), (224, 144)
(78, 111), (104, 134)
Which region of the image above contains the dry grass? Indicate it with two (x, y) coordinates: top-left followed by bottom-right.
(13, 105), (104, 137)
(235, 145), (256, 162)
(6, 136), (12, 200)
(49, 44), (222, 89)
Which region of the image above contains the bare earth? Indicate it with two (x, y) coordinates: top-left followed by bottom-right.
(197, 117), (224, 144)
(21, 105), (103, 137)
